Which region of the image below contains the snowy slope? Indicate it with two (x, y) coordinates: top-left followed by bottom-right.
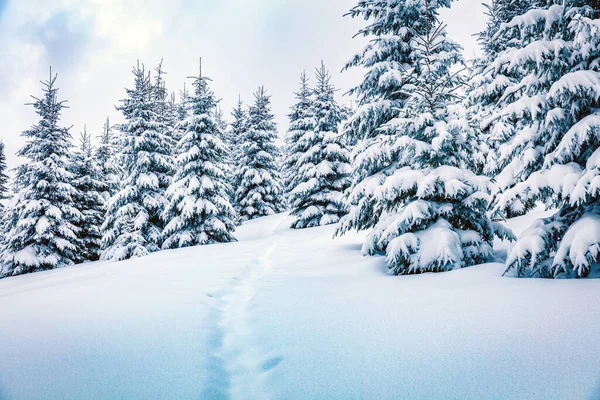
(1, 212), (599, 400)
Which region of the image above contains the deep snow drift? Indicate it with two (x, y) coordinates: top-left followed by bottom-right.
(0, 213), (599, 400)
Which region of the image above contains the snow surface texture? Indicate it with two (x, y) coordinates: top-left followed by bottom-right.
(1, 213), (599, 399)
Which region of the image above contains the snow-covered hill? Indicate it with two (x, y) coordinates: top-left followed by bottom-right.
(0, 213), (599, 400)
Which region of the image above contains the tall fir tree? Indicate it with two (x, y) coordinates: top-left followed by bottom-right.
(162, 63), (237, 248)
(283, 71), (315, 203)
(339, 0), (454, 244)
(0, 69), (81, 277)
(101, 62), (173, 261)
(234, 87), (284, 220)
(342, 0), (453, 146)
(288, 63), (351, 229)
(481, 2), (600, 278)
(338, 2), (511, 275)
(70, 126), (106, 262)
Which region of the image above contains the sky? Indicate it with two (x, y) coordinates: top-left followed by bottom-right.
(0, 0), (486, 176)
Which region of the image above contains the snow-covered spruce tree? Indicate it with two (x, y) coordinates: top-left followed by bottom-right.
(0, 141), (8, 203)
(486, 3), (600, 278)
(152, 60), (177, 179)
(170, 84), (191, 143)
(95, 117), (120, 200)
(229, 96), (246, 167)
(177, 83), (191, 122)
(162, 69), (237, 248)
(338, 10), (511, 275)
(70, 127), (106, 262)
(288, 63), (351, 229)
(101, 63), (172, 261)
(478, 0), (546, 60)
(234, 87), (284, 220)
(465, 0), (547, 174)
(228, 97), (246, 214)
(283, 71), (315, 202)
(0, 70), (81, 277)
(342, 0), (453, 147)
(339, 0), (454, 238)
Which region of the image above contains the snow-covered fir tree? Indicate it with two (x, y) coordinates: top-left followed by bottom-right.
(0, 70), (81, 277)
(177, 83), (191, 122)
(288, 63), (351, 229)
(95, 117), (120, 200)
(338, 3), (511, 275)
(162, 66), (237, 249)
(483, 2), (600, 278)
(283, 71), (315, 203)
(152, 60), (177, 179)
(342, 0), (452, 146)
(229, 97), (246, 163)
(234, 87), (284, 220)
(339, 0), (454, 239)
(465, 0), (547, 173)
(477, 0), (545, 59)
(0, 141), (8, 203)
(214, 106), (228, 134)
(173, 84), (191, 142)
(228, 97), (246, 214)
(70, 126), (106, 262)
(101, 63), (173, 261)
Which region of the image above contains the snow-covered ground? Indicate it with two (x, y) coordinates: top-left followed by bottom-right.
(1, 212), (599, 400)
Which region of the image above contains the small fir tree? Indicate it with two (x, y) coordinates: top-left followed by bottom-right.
(162, 64), (237, 248)
(283, 71), (315, 203)
(234, 87), (284, 220)
(288, 63), (351, 229)
(70, 126), (106, 262)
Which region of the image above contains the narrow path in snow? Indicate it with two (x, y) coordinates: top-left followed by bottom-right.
(214, 223), (286, 400)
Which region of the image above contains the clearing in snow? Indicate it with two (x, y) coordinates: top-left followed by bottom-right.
(0, 213), (599, 399)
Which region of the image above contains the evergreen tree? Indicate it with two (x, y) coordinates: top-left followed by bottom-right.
(229, 96), (246, 164)
(342, 0), (453, 146)
(152, 60), (177, 180)
(70, 126), (106, 262)
(0, 141), (8, 203)
(177, 83), (191, 122)
(173, 84), (191, 142)
(0, 69), (81, 277)
(214, 106), (228, 134)
(283, 71), (315, 202)
(101, 62), (172, 261)
(234, 87), (284, 220)
(477, 0), (545, 60)
(484, 2), (600, 278)
(95, 117), (120, 200)
(162, 66), (237, 248)
(466, 0), (547, 174)
(288, 63), (351, 229)
(338, 4), (511, 275)
(339, 0), (454, 243)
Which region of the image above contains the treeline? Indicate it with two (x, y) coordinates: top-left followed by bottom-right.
(0, 59), (349, 278)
